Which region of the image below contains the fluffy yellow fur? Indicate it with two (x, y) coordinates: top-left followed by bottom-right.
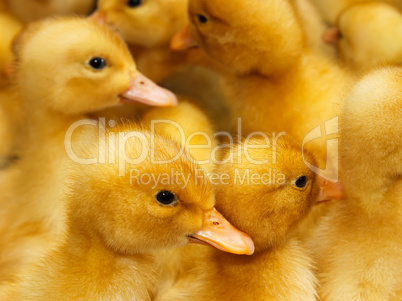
(158, 137), (322, 300)
(0, 0), (95, 23)
(0, 124), (222, 300)
(311, 66), (402, 300)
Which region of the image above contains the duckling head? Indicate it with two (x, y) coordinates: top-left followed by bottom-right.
(323, 2), (402, 71)
(96, 0), (188, 47)
(214, 136), (344, 252)
(68, 124), (254, 255)
(171, 0), (306, 77)
(12, 17), (177, 115)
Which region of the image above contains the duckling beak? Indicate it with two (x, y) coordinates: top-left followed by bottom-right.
(88, 11), (108, 26)
(171, 25), (198, 50)
(316, 178), (345, 205)
(120, 72), (178, 106)
(322, 27), (340, 45)
(189, 208), (255, 255)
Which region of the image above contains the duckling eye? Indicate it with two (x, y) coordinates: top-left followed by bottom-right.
(197, 14), (208, 24)
(295, 176), (308, 189)
(89, 57), (107, 70)
(156, 190), (177, 206)
(126, 0), (142, 7)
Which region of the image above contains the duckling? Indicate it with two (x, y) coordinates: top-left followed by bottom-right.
(158, 135), (344, 301)
(0, 123), (253, 300)
(311, 66), (402, 300)
(142, 101), (217, 173)
(0, 0), (95, 23)
(323, 2), (402, 72)
(0, 16), (177, 164)
(0, 16), (177, 281)
(172, 0), (351, 172)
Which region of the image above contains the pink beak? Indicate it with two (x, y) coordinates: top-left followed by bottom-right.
(323, 27), (341, 45)
(120, 72), (178, 107)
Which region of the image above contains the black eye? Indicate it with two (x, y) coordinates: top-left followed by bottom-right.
(198, 14), (208, 24)
(156, 190), (177, 206)
(295, 176), (308, 188)
(126, 0), (142, 7)
(89, 57), (107, 70)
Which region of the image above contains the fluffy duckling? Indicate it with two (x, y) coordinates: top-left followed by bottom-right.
(1, 124), (253, 300)
(311, 66), (402, 300)
(0, 16), (176, 164)
(142, 101), (217, 173)
(323, 2), (402, 72)
(0, 16), (177, 281)
(159, 136), (344, 301)
(0, 0), (95, 23)
(172, 0), (349, 166)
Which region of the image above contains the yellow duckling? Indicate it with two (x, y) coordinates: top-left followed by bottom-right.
(0, 0), (95, 23)
(0, 16), (177, 281)
(311, 66), (402, 300)
(323, 2), (402, 72)
(159, 136), (344, 301)
(0, 15), (177, 165)
(0, 123), (253, 300)
(172, 0), (351, 170)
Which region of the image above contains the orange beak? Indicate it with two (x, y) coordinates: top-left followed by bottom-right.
(189, 208), (255, 255)
(322, 27), (341, 45)
(119, 72), (178, 107)
(316, 178), (345, 205)
(171, 25), (198, 51)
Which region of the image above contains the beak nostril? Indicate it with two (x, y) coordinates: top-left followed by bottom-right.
(213, 221), (220, 226)
(139, 81), (146, 85)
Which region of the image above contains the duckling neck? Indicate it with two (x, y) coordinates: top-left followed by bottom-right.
(24, 102), (86, 145)
(55, 222), (158, 299)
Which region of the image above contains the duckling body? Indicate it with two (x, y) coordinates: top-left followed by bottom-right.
(0, 16), (177, 282)
(311, 66), (402, 300)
